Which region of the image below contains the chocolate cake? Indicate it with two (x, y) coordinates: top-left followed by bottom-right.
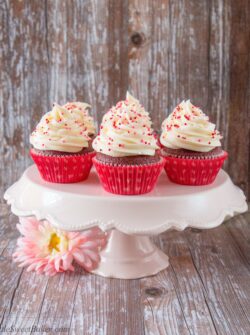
(95, 152), (161, 165)
(161, 146), (224, 159)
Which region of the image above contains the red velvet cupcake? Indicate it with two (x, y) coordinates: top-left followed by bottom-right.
(92, 92), (165, 195)
(160, 100), (227, 185)
(30, 102), (96, 183)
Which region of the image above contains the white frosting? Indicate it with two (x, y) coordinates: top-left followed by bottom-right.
(63, 102), (96, 136)
(93, 98), (158, 157)
(125, 91), (152, 127)
(160, 100), (222, 152)
(30, 103), (90, 153)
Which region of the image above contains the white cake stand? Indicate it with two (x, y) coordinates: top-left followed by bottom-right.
(4, 165), (247, 279)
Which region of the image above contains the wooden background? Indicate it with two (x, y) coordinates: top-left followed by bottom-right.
(0, 0), (250, 199)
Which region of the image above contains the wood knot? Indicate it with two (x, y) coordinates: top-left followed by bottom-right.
(191, 228), (201, 234)
(145, 287), (163, 297)
(130, 32), (143, 46)
(211, 246), (218, 254)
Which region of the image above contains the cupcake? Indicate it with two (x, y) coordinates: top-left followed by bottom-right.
(160, 100), (227, 185)
(30, 103), (95, 183)
(92, 94), (165, 195)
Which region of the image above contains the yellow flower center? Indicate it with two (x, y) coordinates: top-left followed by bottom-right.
(48, 233), (61, 253)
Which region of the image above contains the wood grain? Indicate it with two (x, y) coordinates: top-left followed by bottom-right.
(45, 0), (129, 123)
(0, 0), (49, 201)
(185, 225), (250, 335)
(0, 204), (249, 334)
(70, 275), (144, 334)
(227, 0), (250, 195)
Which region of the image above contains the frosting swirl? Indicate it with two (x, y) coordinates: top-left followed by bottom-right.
(63, 102), (96, 136)
(93, 98), (158, 157)
(30, 103), (90, 153)
(160, 100), (222, 152)
(125, 91), (152, 127)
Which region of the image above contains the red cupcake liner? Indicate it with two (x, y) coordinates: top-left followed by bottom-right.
(163, 151), (228, 185)
(30, 149), (95, 183)
(93, 157), (165, 195)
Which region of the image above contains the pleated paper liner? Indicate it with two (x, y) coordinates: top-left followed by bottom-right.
(30, 149), (95, 183)
(93, 157), (165, 195)
(163, 151), (228, 185)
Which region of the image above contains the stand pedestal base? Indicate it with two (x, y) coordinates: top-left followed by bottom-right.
(91, 230), (169, 279)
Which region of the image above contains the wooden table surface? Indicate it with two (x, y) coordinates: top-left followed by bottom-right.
(0, 203), (249, 335)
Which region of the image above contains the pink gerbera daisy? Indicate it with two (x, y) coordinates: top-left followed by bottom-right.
(13, 217), (107, 276)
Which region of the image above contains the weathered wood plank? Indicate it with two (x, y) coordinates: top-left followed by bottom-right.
(227, 0), (250, 198)
(0, 0), (49, 201)
(70, 274), (144, 335)
(185, 223), (250, 335)
(141, 215), (250, 335)
(0, 269), (50, 335)
(140, 233), (218, 335)
(0, 244), (24, 333)
(227, 212), (250, 264)
(128, 0), (172, 131)
(107, 0), (129, 106)
(140, 269), (192, 335)
(32, 272), (79, 334)
(46, 0), (128, 124)
(0, 205), (17, 250)
(128, 0), (211, 129)
(0, 208), (49, 335)
(168, 0), (210, 108)
(208, 0), (231, 153)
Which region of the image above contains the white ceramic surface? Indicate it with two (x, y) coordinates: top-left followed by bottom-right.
(92, 230), (169, 279)
(4, 165), (247, 279)
(4, 165), (248, 234)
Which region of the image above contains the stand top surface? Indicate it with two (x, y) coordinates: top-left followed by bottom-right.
(4, 165), (248, 234)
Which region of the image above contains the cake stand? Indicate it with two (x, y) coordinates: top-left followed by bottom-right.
(4, 165), (247, 279)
